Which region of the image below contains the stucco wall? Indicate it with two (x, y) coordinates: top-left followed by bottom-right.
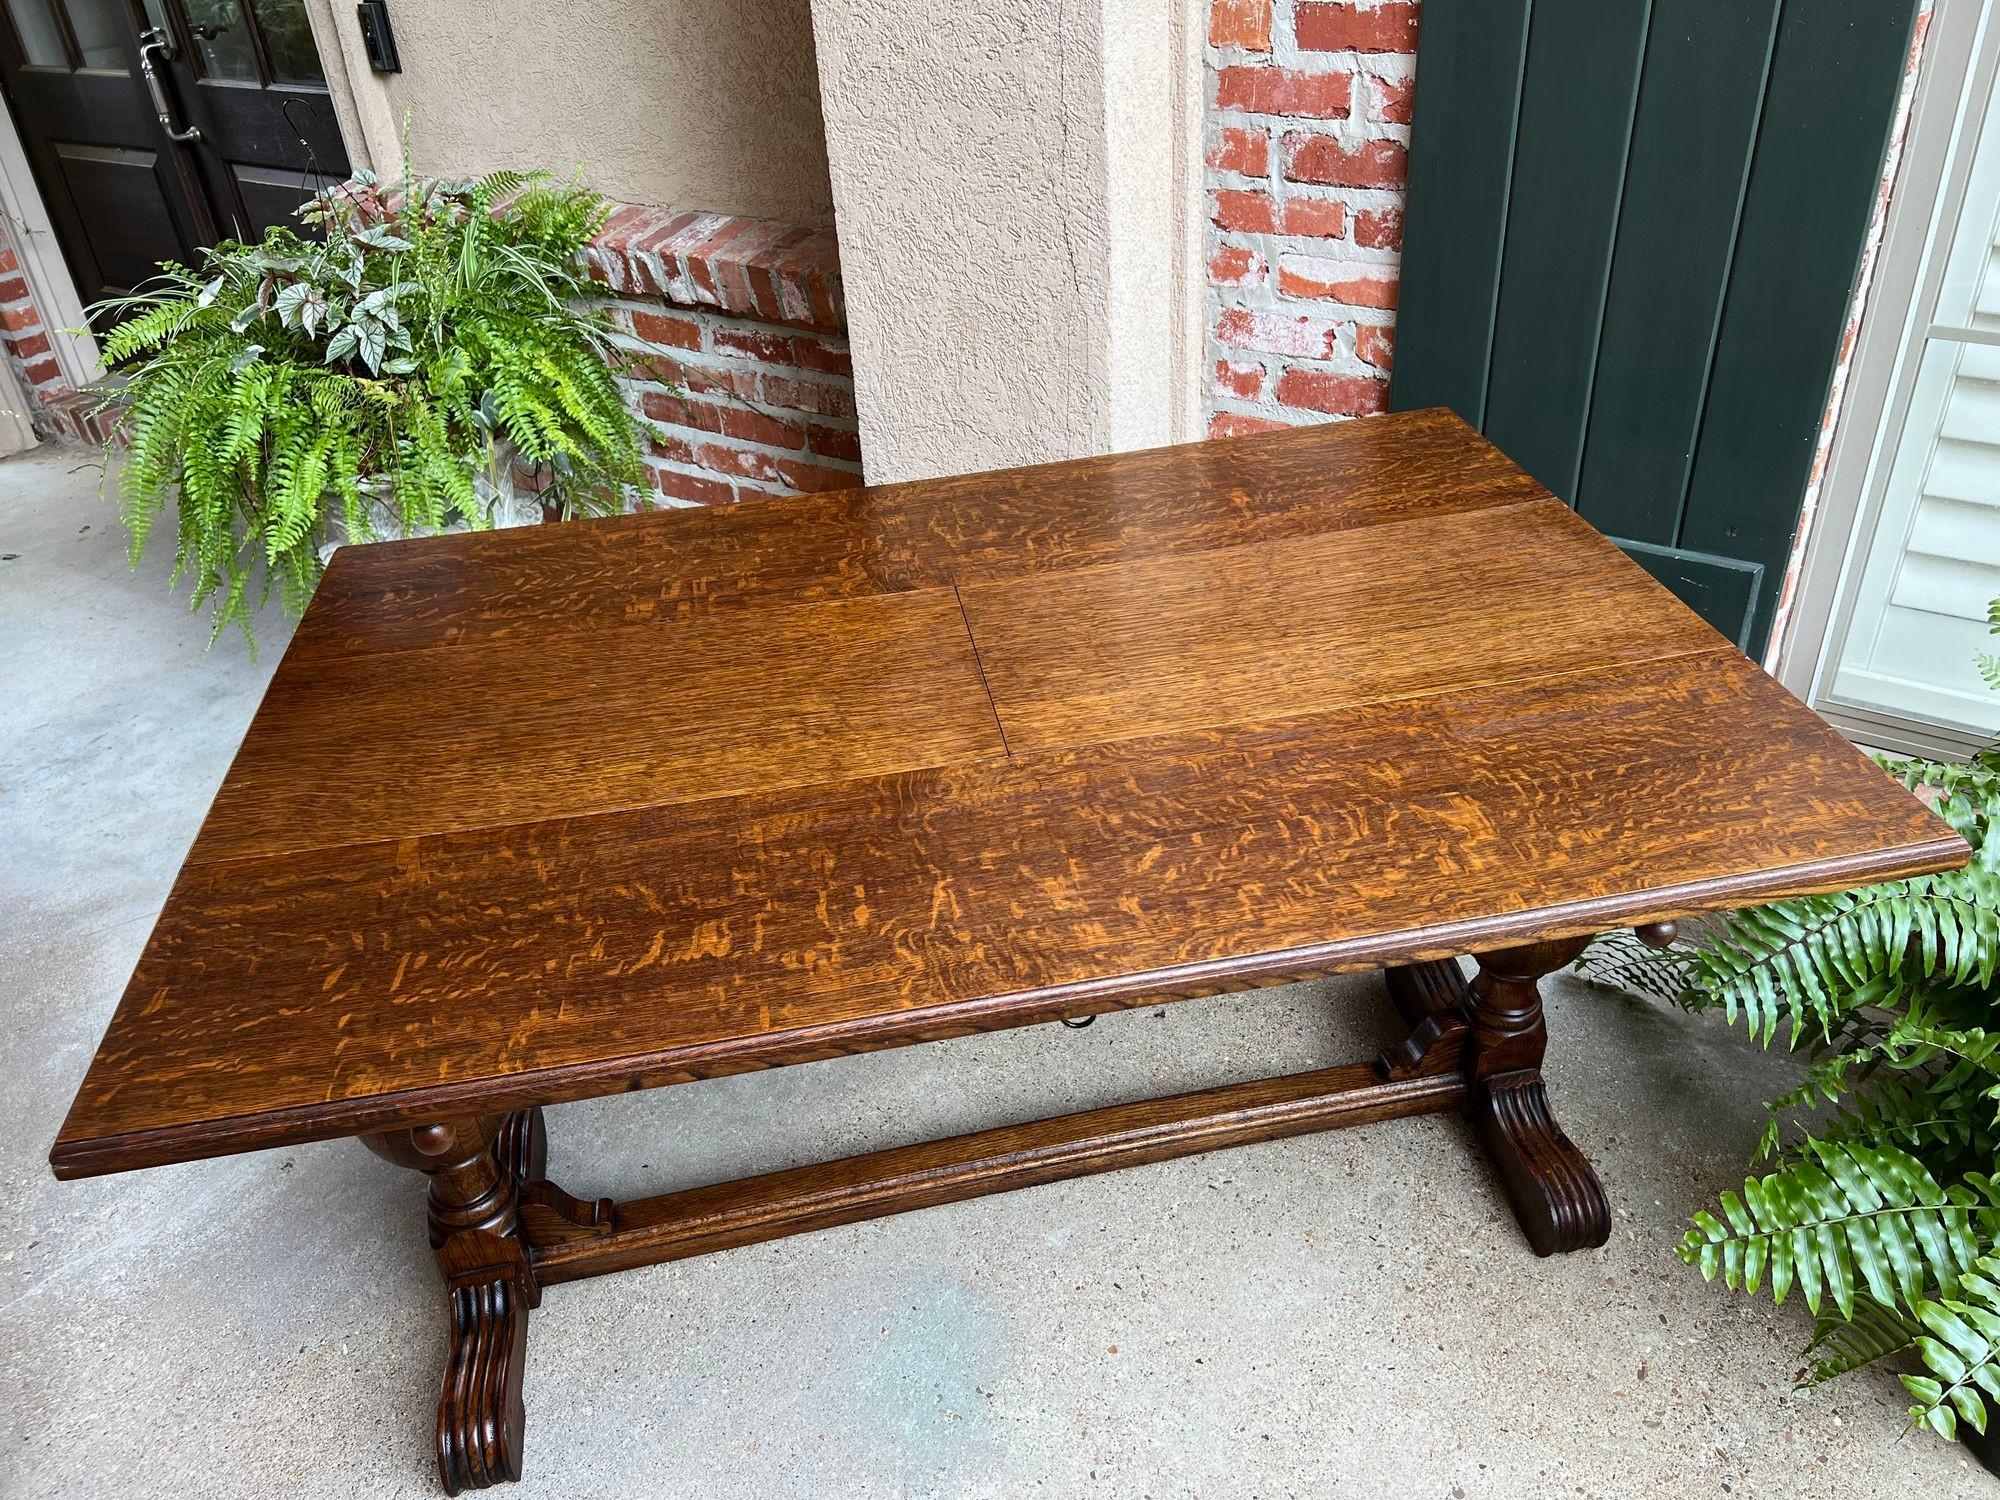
(811, 0), (1202, 484)
(811, 0), (1109, 481)
(307, 0), (834, 227)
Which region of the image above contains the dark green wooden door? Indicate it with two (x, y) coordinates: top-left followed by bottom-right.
(1391, 0), (1919, 656)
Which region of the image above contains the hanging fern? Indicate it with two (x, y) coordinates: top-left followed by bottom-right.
(1582, 721), (2000, 1446)
(90, 149), (659, 644)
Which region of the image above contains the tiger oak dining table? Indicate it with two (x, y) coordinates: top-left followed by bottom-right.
(52, 408), (1966, 1492)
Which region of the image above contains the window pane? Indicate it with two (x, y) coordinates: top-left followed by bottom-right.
(65, 0), (129, 69)
(252, 0), (321, 85)
(183, 0), (257, 81)
(6, 0), (68, 66)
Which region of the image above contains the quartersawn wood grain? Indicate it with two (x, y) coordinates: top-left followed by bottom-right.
(960, 498), (1716, 751)
(529, 1064), (1469, 1283)
(214, 489), (1712, 868)
(52, 648), (1962, 1177)
(189, 587), (1004, 863)
(283, 408), (1545, 660)
(54, 409), (1970, 1499)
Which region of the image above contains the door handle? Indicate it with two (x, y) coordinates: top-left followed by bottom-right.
(137, 28), (202, 144)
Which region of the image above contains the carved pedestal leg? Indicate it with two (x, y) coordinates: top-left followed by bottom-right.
(364, 1111), (543, 1493)
(1464, 940), (1609, 1257)
(1378, 960), (1472, 1079)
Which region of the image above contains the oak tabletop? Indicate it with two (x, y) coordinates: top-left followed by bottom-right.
(51, 409), (1966, 1178)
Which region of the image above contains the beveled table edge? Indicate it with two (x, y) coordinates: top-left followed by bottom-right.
(48, 830), (1968, 1180)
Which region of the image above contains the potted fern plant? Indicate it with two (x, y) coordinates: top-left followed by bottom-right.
(93, 165), (650, 643)
(1581, 628), (2000, 1452)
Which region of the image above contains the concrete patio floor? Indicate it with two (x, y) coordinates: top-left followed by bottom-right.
(0, 441), (1988, 1499)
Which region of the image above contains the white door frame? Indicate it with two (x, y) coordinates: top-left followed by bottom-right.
(1776, 0), (2000, 758)
(0, 103), (99, 390)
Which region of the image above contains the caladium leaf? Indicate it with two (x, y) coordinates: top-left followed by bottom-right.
(354, 281), (420, 316)
(353, 222), (413, 252)
(323, 324), (360, 365)
(273, 282), (327, 334)
(356, 318), (387, 373)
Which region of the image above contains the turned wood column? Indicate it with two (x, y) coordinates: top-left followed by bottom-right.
(364, 1115), (524, 1246)
(363, 1111), (544, 1494)
(1462, 938), (1610, 1257)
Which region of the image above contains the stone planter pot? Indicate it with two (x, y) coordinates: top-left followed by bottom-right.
(317, 443), (548, 563)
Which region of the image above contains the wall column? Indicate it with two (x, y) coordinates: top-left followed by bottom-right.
(811, 0), (1204, 483)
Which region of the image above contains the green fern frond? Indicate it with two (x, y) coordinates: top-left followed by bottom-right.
(1611, 867), (2000, 1045)
(1904, 1257), (2000, 1439)
(1680, 1140), (2000, 1317)
(1803, 1293), (1919, 1387)
(1574, 927), (1699, 1004)
(1785, 1069), (1995, 1160)
(93, 160), (647, 643)
(1588, 660), (2000, 1449)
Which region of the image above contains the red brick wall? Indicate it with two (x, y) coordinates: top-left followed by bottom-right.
(1205, 0), (1416, 436)
(44, 203), (865, 502)
(587, 209), (862, 504)
(0, 214), (80, 435)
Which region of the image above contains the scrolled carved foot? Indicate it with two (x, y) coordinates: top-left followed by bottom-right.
(435, 1230), (535, 1494)
(1472, 1069), (1611, 1257)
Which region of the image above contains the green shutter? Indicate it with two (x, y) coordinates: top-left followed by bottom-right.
(1392, 0), (1919, 657)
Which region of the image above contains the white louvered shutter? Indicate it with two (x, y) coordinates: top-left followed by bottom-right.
(1829, 76), (2000, 739)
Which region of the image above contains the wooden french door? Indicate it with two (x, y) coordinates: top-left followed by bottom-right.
(0, 0), (347, 312)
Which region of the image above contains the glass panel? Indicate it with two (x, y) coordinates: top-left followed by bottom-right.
(66, 0), (130, 68)
(5, 0), (68, 66)
(252, 0), (320, 85)
(182, 0), (257, 81)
